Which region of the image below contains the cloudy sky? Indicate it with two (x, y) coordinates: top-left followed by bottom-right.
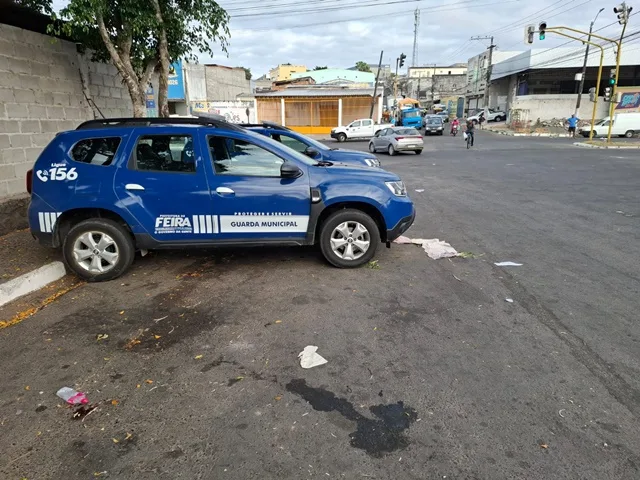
(200, 0), (637, 77)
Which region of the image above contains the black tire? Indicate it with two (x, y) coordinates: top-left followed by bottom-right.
(495, 115), (504, 122)
(388, 144), (396, 156)
(63, 218), (135, 282)
(368, 142), (376, 153)
(625, 130), (634, 138)
(472, 119), (478, 125)
(319, 209), (380, 268)
(415, 149), (422, 155)
(337, 133), (347, 143)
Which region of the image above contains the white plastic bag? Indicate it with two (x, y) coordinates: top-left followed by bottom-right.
(298, 346), (328, 369)
(463, 132), (468, 140)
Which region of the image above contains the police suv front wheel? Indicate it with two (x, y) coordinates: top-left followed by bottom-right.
(319, 209), (380, 268)
(63, 218), (135, 282)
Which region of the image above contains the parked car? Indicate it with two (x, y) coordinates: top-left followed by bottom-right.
(424, 116), (444, 135)
(467, 108), (506, 124)
(579, 112), (640, 138)
(368, 127), (424, 155)
(247, 122), (381, 167)
(331, 118), (393, 142)
(27, 116), (415, 281)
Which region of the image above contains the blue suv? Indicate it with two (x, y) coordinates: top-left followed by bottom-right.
(26, 116), (414, 281)
(247, 122), (381, 168)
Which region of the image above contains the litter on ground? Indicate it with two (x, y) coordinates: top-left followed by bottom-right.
(415, 189), (425, 193)
(394, 236), (458, 260)
(495, 262), (523, 267)
(299, 346), (328, 369)
(505, 298), (514, 303)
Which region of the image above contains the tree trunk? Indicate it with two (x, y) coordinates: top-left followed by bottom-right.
(152, 0), (171, 118)
(132, 93), (146, 118)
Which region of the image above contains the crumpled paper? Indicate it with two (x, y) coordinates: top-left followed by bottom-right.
(298, 346), (328, 369)
(394, 236), (459, 259)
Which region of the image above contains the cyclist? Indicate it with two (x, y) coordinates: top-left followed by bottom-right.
(465, 118), (475, 147)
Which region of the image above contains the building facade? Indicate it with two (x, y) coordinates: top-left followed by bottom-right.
(268, 64), (307, 81)
(408, 64), (467, 79)
(291, 69), (375, 86)
(465, 50), (522, 111)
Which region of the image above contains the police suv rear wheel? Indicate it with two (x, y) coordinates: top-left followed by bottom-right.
(63, 218), (135, 282)
(319, 209), (380, 268)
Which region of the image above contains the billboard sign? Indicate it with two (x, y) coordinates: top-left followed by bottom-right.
(168, 61), (185, 101)
(615, 90), (640, 113)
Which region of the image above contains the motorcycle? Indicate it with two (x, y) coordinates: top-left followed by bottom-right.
(450, 124), (459, 137)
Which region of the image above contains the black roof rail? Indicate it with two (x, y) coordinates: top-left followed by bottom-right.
(242, 121), (291, 131)
(76, 114), (244, 131)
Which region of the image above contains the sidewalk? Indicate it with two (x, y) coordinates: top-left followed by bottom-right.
(483, 124), (572, 138)
(574, 139), (640, 149)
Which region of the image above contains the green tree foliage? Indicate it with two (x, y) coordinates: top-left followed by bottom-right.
(55, 0), (229, 117)
(355, 61), (371, 72)
(13, 0), (52, 14)
(241, 67), (252, 80)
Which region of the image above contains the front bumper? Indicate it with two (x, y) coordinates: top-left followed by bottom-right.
(330, 131), (340, 139)
(386, 208), (415, 241)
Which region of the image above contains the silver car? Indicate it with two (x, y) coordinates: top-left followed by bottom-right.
(368, 127), (424, 156)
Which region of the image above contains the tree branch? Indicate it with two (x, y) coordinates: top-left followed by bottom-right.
(96, 11), (139, 95)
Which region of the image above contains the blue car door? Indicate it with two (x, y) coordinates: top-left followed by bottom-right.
(200, 131), (311, 241)
(113, 127), (215, 242)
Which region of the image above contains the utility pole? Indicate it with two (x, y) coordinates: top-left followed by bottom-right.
(575, 8), (605, 116)
(470, 35), (495, 108)
(370, 50), (384, 120)
(411, 8), (420, 67)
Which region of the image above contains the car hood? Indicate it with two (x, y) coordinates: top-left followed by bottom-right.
(328, 148), (374, 158)
(309, 162), (399, 182)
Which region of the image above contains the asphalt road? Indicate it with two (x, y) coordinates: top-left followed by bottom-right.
(1, 132), (639, 479)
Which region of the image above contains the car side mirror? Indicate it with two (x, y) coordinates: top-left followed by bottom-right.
(304, 146), (320, 158)
(281, 161), (302, 178)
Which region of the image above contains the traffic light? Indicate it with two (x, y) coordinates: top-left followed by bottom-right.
(609, 68), (617, 86)
(399, 54), (406, 68)
(604, 86), (612, 102)
(525, 25), (535, 44)
(614, 4), (633, 25)
(539, 22), (547, 40)
(589, 87), (596, 102)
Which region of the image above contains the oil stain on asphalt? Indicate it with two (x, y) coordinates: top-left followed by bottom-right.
(286, 379), (418, 457)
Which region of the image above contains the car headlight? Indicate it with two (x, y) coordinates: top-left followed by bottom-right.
(364, 158), (380, 167)
(437, 127), (443, 130)
(385, 181), (406, 197)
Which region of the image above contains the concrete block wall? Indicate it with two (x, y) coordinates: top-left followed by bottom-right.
(0, 23), (132, 202)
(205, 65), (251, 101)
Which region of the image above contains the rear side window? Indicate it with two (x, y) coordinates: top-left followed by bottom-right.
(70, 137), (121, 166)
(133, 134), (195, 173)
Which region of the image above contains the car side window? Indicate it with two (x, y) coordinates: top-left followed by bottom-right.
(277, 134), (308, 153)
(133, 135), (195, 173)
(209, 136), (284, 177)
(362, 119), (373, 127)
(350, 121), (361, 128)
(70, 137), (121, 166)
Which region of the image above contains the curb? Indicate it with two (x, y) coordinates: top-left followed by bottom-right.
(0, 261), (67, 307)
(485, 130), (571, 138)
(573, 142), (640, 149)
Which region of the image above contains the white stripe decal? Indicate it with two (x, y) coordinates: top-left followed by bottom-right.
(49, 212), (57, 231)
(192, 215), (199, 234)
(213, 215), (219, 234)
(219, 215), (309, 233)
(44, 212), (52, 232)
(38, 212), (45, 232)
(205, 215), (213, 234)
(199, 215), (206, 234)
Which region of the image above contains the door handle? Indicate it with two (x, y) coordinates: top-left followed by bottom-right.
(125, 183), (145, 191)
(216, 187), (235, 195)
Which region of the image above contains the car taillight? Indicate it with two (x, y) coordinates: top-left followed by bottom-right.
(26, 169), (33, 194)
(395, 136), (404, 140)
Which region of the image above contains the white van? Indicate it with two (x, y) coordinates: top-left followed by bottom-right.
(580, 112), (640, 138)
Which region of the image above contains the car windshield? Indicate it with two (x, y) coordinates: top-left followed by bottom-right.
(427, 119), (442, 125)
(243, 130), (317, 166)
(403, 111), (420, 118)
(394, 128), (420, 135)
(293, 133), (328, 151)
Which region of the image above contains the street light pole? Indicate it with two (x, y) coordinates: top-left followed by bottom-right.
(575, 8), (604, 116)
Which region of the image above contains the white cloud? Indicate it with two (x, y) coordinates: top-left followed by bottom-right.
(197, 0), (633, 77)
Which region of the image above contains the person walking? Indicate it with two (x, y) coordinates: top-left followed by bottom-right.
(566, 114), (579, 138)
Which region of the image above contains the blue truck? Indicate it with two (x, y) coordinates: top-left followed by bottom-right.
(26, 116), (415, 281)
